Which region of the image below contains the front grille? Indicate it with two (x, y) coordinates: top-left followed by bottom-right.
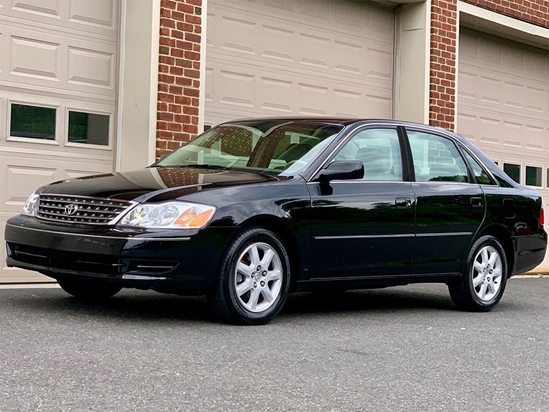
(38, 194), (133, 225)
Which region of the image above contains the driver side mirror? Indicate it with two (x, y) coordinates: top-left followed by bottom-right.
(316, 161), (364, 182)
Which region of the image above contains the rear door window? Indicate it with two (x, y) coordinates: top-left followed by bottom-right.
(407, 130), (469, 183)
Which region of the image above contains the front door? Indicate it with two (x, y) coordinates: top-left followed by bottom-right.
(308, 127), (415, 281)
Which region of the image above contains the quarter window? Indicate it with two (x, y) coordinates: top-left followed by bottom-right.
(10, 104), (56, 141)
(463, 151), (495, 185)
(407, 130), (468, 183)
(503, 163), (521, 184)
(332, 128), (402, 181)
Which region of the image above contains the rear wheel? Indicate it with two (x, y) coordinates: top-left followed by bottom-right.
(58, 280), (122, 300)
(448, 235), (507, 312)
(208, 228), (291, 325)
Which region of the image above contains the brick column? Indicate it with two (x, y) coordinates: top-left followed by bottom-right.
(156, 0), (203, 159)
(429, 0), (458, 130)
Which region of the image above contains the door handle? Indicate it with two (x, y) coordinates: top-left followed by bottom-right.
(395, 197), (412, 209)
(470, 197), (483, 208)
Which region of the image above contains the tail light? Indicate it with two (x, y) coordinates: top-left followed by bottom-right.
(540, 208), (544, 225)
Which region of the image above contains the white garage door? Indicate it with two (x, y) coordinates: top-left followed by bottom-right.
(0, 0), (119, 283)
(205, 0), (395, 126)
(457, 27), (549, 271)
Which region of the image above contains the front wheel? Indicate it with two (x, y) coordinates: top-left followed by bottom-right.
(208, 228), (291, 325)
(448, 235), (508, 312)
(58, 280), (122, 300)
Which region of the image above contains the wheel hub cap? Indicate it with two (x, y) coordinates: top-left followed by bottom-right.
(472, 245), (503, 302)
(234, 242), (283, 313)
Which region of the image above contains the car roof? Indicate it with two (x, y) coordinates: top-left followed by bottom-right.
(220, 117), (455, 131)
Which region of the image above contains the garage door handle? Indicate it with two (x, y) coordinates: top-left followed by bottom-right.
(395, 197), (412, 209)
(471, 197), (483, 208)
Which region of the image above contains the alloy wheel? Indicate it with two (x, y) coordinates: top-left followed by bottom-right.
(471, 245), (503, 302)
(233, 242), (282, 312)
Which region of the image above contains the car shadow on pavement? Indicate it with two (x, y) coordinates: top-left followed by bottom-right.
(282, 287), (456, 317)
(3, 288), (213, 323)
(2, 285), (460, 324)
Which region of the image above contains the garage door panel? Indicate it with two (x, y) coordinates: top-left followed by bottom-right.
(68, 0), (116, 31)
(460, 66), (548, 116)
(207, 57), (392, 123)
(1, 0), (118, 283)
(458, 106), (548, 152)
(1, 25), (116, 97)
(11, 0), (61, 20)
(206, 0), (394, 126)
(0, 152), (112, 214)
(365, 94), (392, 118)
(3, 164), (57, 211)
(458, 27), (549, 270)
(5, 0), (116, 37)
(68, 46), (114, 89)
(10, 35), (59, 82)
(207, 0), (393, 87)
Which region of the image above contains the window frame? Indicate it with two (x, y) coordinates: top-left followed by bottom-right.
(320, 125), (407, 182)
(7, 100), (60, 146)
(64, 106), (113, 151)
(404, 127), (472, 184)
(503, 162), (522, 185)
(459, 145), (497, 186)
(525, 164), (543, 188)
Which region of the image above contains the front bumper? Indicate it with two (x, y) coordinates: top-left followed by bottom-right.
(5, 215), (231, 292)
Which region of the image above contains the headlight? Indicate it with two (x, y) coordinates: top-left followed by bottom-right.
(22, 193), (40, 217)
(119, 201), (216, 229)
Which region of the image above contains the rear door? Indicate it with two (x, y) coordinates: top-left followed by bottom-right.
(405, 128), (486, 275)
(308, 126), (415, 281)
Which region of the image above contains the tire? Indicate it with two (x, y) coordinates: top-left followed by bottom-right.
(448, 235), (508, 312)
(208, 227), (291, 325)
(58, 280), (122, 300)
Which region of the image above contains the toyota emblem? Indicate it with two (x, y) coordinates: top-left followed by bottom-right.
(64, 204), (79, 215)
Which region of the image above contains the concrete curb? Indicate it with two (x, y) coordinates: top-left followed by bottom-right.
(0, 284), (60, 289)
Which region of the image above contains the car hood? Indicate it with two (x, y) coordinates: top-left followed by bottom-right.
(39, 167), (282, 202)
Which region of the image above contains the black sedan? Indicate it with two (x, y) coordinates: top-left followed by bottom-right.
(5, 118), (547, 324)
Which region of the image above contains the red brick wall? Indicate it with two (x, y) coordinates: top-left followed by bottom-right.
(156, 0), (202, 159)
(463, 0), (549, 28)
(429, 0), (458, 131)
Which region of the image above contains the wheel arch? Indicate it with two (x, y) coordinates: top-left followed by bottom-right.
(231, 215), (302, 288)
(477, 224), (514, 277)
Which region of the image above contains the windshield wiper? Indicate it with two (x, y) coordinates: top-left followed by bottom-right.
(189, 164), (233, 170)
(157, 163), (234, 170)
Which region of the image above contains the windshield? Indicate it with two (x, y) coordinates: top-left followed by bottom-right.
(156, 121), (343, 174)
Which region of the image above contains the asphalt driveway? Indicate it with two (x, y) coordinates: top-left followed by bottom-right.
(1, 279), (547, 411)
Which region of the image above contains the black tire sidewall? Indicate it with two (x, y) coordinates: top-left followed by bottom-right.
(221, 228), (291, 325)
(464, 235), (508, 309)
